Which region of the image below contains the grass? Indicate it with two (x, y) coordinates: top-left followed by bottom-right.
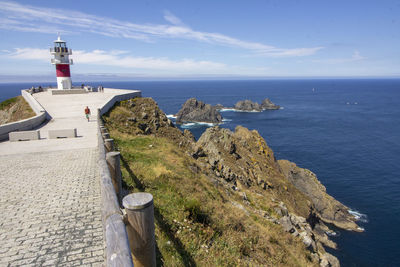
(104, 99), (318, 266)
(0, 97), (18, 110)
(0, 96), (35, 125)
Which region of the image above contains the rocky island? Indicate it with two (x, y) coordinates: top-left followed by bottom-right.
(176, 98), (223, 124)
(218, 98), (280, 112)
(261, 98), (281, 110)
(103, 97), (361, 266)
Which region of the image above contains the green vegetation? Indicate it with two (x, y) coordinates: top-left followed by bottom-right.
(103, 99), (318, 266)
(0, 96), (35, 125)
(0, 97), (18, 110)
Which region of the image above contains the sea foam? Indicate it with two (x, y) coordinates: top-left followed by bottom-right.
(220, 108), (260, 113)
(349, 209), (368, 223)
(166, 114), (177, 119)
(180, 122), (217, 129)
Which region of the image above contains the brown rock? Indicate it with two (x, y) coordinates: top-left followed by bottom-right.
(278, 159), (362, 232)
(176, 98), (223, 124)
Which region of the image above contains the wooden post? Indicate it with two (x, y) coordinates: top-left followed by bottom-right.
(106, 151), (122, 203)
(123, 193), (156, 267)
(103, 132), (110, 139)
(100, 126), (107, 134)
(105, 138), (115, 152)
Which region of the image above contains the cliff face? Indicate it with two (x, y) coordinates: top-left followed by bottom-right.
(176, 98), (222, 124)
(194, 126), (312, 218)
(103, 97), (360, 267)
(103, 98), (194, 149)
(278, 160), (361, 231)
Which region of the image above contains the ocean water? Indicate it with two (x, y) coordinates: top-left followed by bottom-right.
(1, 79), (399, 266)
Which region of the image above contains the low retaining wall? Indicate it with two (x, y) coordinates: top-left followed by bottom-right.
(0, 90), (47, 141)
(21, 89), (46, 114)
(52, 89), (88, 95)
(99, 89), (141, 115)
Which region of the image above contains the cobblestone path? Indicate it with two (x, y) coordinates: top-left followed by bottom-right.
(0, 148), (104, 266)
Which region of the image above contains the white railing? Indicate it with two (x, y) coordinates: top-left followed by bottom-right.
(50, 58), (73, 65)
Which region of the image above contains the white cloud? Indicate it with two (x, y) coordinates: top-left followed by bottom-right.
(9, 48), (50, 60)
(313, 50), (366, 64)
(163, 10), (185, 26)
(6, 47), (230, 73)
(351, 50), (364, 61)
(0, 1), (323, 57)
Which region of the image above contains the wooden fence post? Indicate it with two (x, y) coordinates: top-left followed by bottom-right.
(100, 126), (107, 134)
(104, 138), (115, 152)
(106, 151), (122, 203)
(123, 193), (156, 267)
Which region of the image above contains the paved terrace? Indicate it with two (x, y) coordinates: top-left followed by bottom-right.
(0, 89), (139, 266)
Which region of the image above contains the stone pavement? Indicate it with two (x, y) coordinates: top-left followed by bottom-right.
(0, 88), (140, 266)
(0, 148), (104, 266)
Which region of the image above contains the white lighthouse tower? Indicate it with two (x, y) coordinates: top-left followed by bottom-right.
(50, 36), (73, 89)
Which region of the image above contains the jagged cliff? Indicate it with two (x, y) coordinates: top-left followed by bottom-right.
(176, 98), (222, 124)
(103, 97), (360, 267)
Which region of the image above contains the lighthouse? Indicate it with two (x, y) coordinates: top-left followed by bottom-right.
(50, 36), (73, 89)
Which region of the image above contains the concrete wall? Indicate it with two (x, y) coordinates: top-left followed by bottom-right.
(21, 89), (46, 114)
(0, 90), (48, 141)
(99, 89), (142, 115)
(52, 89), (87, 95)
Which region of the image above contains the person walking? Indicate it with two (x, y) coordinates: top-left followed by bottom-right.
(84, 106), (91, 122)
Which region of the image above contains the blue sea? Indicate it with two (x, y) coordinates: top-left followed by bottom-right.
(1, 79), (399, 266)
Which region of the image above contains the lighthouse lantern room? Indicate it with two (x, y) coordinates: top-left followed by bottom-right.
(50, 36), (73, 89)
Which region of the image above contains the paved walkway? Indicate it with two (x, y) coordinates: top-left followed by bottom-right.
(0, 89), (140, 266)
(0, 149), (103, 266)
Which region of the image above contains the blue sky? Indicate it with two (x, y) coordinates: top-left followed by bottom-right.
(0, 0), (399, 81)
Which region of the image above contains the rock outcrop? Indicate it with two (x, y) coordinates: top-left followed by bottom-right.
(278, 160), (361, 231)
(261, 98), (280, 110)
(220, 98), (280, 112)
(193, 125), (361, 265)
(234, 100), (262, 111)
(103, 97), (194, 149)
(176, 98), (223, 124)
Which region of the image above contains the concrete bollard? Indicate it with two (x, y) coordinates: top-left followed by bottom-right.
(123, 193), (156, 267)
(104, 138), (115, 152)
(106, 151), (122, 203)
(100, 126), (107, 134)
(102, 132), (110, 139)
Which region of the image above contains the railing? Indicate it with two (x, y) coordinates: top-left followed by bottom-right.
(97, 110), (133, 267)
(49, 47), (72, 54)
(97, 90), (156, 267)
(50, 58), (73, 65)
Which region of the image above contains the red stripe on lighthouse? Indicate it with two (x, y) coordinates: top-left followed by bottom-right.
(56, 64), (71, 77)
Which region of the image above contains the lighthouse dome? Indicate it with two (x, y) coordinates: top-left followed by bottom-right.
(54, 36), (66, 43)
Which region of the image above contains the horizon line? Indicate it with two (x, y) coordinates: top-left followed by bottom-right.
(1, 75), (400, 84)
